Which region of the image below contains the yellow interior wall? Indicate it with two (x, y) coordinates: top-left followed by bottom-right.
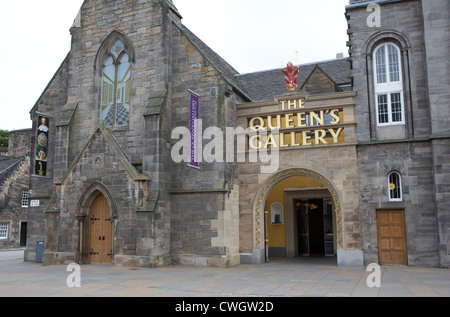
(266, 176), (326, 248)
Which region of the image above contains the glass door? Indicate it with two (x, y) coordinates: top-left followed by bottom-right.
(296, 200), (309, 255)
(296, 198), (334, 256)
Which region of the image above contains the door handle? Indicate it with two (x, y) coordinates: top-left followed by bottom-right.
(89, 249), (99, 256)
(98, 236), (106, 241)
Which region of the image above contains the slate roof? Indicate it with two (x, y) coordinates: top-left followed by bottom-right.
(235, 58), (352, 102)
(177, 22), (351, 103)
(0, 156), (24, 187)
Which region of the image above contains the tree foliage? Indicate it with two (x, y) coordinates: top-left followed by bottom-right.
(0, 130), (9, 149)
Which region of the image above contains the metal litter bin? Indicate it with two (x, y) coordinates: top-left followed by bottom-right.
(36, 241), (44, 263)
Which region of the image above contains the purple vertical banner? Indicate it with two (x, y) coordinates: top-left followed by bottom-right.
(189, 91), (200, 167)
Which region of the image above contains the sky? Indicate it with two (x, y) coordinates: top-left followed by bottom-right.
(0, 0), (349, 132)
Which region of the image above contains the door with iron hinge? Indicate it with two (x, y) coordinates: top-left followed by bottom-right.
(89, 194), (113, 264)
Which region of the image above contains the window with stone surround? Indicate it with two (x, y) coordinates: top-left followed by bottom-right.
(373, 43), (405, 126)
(0, 222), (8, 239)
(98, 34), (133, 128)
(22, 189), (30, 208)
(388, 172), (402, 202)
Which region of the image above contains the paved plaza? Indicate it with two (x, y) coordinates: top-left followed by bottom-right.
(1, 249), (450, 298)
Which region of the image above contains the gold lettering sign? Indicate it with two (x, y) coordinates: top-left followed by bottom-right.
(248, 100), (345, 149)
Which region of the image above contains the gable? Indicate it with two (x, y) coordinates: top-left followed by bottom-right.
(300, 65), (342, 95)
(235, 58), (351, 102)
(300, 65), (343, 94)
(55, 121), (150, 186)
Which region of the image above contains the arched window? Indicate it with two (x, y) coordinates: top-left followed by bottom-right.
(373, 43), (404, 126)
(388, 172), (402, 201)
(99, 37), (132, 127)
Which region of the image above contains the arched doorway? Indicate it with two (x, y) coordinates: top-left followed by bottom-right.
(76, 181), (117, 265)
(253, 168), (343, 264)
(88, 193), (113, 264)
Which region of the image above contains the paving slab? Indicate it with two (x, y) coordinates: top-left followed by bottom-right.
(1, 251), (450, 299)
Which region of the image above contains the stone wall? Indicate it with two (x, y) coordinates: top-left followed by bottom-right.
(421, 0), (450, 267)
(0, 157), (29, 249)
(347, 0), (450, 266)
(237, 92), (362, 266)
(26, 0), (243, 267)
(26, 54), (70, 260)
(42, 127), (153, 265)
(8, 129), (32, 157)
(347, 0), (430, 142)
(168, 18), (241, 266)
(357, 141), (440, 266)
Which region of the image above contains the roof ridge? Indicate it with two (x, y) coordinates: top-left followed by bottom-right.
(0, 157), (24, 175)
(235, 57), (349, 77)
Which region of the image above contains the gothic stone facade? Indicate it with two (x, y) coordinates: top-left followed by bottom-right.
(25, 0), (247, 267)
(24, 0), (450, 268)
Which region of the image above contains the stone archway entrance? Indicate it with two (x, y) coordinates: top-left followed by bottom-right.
(76, 181), (117, 265)
(253, 168), (343, 264)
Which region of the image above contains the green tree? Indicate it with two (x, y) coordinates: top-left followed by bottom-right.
(0, 130), (9, 150)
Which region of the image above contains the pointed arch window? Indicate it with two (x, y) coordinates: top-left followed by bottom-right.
(373, 43), (404, 126)
(100, 39), (132, 127)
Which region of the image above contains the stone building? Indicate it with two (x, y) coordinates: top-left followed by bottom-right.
(346, 0), (450, 267)
(23, 0), (449, 268)
(0, 129), (31, 249)
(25, 0), (248, 267)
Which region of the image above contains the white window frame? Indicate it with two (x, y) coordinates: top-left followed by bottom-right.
(22, 189), (30, 208)
(373, 43), (405, 126)
(0, 222), (8, 239)
(388, 172), (403, 202)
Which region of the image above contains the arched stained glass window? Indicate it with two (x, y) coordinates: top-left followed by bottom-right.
(100, 38), (132, 127)
(116, 53), (131, 126)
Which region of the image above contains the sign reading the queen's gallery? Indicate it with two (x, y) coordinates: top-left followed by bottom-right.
(248, 98), (345, 150)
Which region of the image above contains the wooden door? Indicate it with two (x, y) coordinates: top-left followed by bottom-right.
(89, 194), (113, 264)
(377, 210), (407, 265)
